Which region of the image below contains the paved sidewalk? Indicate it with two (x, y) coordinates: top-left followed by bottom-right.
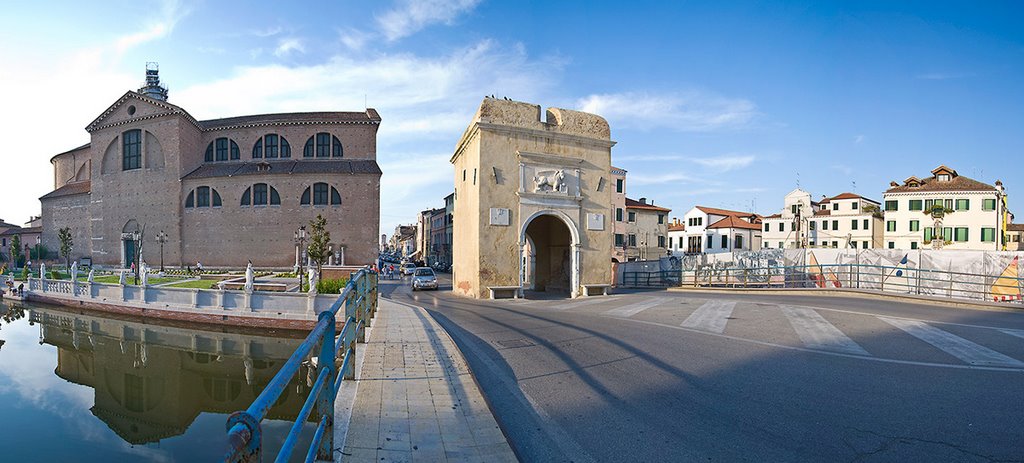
(338, 297), (517, 462)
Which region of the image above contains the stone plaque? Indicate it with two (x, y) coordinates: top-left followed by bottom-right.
(489, 208), (510, 226)
(587, 213), (604, 231)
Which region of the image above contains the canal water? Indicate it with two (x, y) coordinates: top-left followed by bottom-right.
(0, 300), (319, 462)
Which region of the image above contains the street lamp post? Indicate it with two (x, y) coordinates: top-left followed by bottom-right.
(294, 226), (307, 291)
(156, 230), (168, 273)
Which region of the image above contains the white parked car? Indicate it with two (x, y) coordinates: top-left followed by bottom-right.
(411, 267), (438, 291)
(402, 263), (417, 276)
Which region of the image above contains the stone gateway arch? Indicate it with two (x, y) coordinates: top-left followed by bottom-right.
(450, 98), (614, 299)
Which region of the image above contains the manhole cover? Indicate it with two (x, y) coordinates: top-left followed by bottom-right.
(496, 339), (535, 349)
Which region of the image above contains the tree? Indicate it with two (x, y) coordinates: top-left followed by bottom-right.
(10, 235), (22, 268)
(58, 227), (73, 270)
(306, 214), (331, 282)
(30, 244), (49, 261)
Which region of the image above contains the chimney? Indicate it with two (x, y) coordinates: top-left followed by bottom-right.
(639, 197), (647, 204)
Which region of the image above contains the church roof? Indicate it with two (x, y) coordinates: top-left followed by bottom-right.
(39, 181), (91, 200)
(199, 110), (380, 130)
(181, 160), (381, 180)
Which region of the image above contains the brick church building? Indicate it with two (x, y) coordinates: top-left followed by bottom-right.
(40, 65), (382, 268)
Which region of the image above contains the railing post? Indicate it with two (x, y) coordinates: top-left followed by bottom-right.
(880, 266), (885, 292)
(315, 310), (336, 461)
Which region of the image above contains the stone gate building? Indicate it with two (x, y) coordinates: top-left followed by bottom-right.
(450, 98), (614, 298)
(40, 65), (381, 268)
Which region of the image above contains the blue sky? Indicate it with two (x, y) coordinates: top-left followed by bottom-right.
(1, 1), (1022, 235)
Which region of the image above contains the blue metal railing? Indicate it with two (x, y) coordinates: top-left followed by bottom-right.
(225, 269), (378, 462)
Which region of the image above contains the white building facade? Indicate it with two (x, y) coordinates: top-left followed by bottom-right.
(762, 189), (883, 249)
(882, 165), (1009, 251)
(681, 206), (761, 254)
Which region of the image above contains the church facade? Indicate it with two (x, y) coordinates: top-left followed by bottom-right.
(41, 67), (381, 269)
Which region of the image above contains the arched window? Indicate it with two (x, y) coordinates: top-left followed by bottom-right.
(185, 186), (222, 208)
(123, 129), (141, 170)
(204, 137), (240, 162)
(301, 183), (341, 206)
(252, 134), (291, 159)
(241, 183), (281, 206)
(303, 133), (343, 158)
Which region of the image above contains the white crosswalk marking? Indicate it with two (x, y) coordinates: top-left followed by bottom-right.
(604, 297), (673, 318)
(781, 306), (869, 356)
(880, 317), (1024, 367)
(680, 300), (736, 333)
(550, 296), (618, 311)
(998, 328), (1024, 340)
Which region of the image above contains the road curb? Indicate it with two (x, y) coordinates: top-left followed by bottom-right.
(666, 286), (1024, 312)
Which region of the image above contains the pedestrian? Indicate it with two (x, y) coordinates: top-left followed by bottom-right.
(197, 261), (204, 273)
(130, 261), (136, 273)
(17, 283), (24, 296)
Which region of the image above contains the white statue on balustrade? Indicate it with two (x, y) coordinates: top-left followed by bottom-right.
(244, 262), (255, 292)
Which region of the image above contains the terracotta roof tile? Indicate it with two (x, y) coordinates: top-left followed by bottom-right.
(181, 160), (382, 180)
(886, 170), (995, 193)
(707, 215), (762, 230)
(199, 111), (380, 130)
(625, 197), (671, 212)
(1007, 223), (1024, 232)
(40, 181), (91, 200)
(668, 224), (686, 232)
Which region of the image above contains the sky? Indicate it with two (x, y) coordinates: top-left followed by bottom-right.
(1, 0), (1022, 236)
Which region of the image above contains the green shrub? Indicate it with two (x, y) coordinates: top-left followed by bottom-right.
(49, 270), (63, 280)
(21, 267), (28, 280)
(316, 277), (349, 294)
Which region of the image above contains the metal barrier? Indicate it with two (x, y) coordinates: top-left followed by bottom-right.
(681, 264), (1024, 303)
(224, 269), (378, 462)
(622, 271), (683, 287)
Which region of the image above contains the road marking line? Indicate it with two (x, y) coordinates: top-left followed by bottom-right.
(550, 296), (618, 311)
(781, 306), (869, 356)
(680, 300), (735, 333)
(603, 297), (673, 318)
(879, 317), (1024, 367)
(998, 328), (1024, 340)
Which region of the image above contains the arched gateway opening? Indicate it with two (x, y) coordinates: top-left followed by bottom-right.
(521, 211), (579, 296)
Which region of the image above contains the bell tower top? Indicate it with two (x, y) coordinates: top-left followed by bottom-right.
(139, 62), (169, 101)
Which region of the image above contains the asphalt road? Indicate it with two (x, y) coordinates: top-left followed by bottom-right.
(384, 276), (1024, 462)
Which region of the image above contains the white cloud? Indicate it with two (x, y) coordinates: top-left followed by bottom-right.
(692, 154), (755, 172)
(627, 172), (699, 186)
(916, 72), (971, 80)
(114, 0), (189, 55)
(173, 40), (556, 233)
(576, 90), (757, 132)
(274, 38), (306, 57)
(339, 27), (371, 51)
(854, 134), (864, 144)
(376, 0), (481, 41)
(250, 26), (283, 38)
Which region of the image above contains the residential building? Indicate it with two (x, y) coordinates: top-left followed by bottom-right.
(611, 166), (628, 263)
(40, 65), (382, 268)
(415, 208), (441, 262)
(667, 219), (686, 255)
(882, 165), (1008, 250)
(389, 225), (416, 258)
(681, 206), (761, 254)
(1006, 223), (1024, 251)
(619, 197), (671, 261)
(762, 189), (883, 249)
(707, 215), (762, 252)
(429, 208), (447, 265)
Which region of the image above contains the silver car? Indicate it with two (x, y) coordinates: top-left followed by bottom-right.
(411, 267), (438, 290)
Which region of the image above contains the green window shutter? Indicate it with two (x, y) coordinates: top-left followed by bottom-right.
(885, 200), (898, 211)
(983, 199), (996, 211)
(924, 228), (933, 242)
(956, 199), (969, 211)
(909, 200), (923, 211)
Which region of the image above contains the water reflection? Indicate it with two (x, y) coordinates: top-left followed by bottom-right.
(21, 305), (315, 450)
